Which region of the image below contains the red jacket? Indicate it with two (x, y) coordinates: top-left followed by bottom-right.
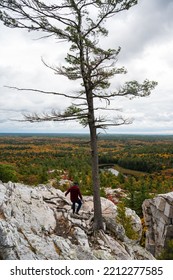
(65, 185), (82, 202)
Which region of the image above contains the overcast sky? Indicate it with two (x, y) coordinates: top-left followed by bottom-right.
(0, 0), (173, 135)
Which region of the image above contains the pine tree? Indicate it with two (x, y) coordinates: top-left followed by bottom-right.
(0, 0), (157, 231)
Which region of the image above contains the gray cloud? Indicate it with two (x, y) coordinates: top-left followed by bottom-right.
(106, 0), (173, 62)
(0, 1), (173, 134)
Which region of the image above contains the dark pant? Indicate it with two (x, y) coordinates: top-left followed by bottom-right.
(72, 199), (82, 214)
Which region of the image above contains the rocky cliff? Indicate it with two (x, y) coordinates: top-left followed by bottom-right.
(143, 192), (173, 258)
(0, 181), (154, 260)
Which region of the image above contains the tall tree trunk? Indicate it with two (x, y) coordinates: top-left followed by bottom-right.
(88, 93), (103, 230)
(89, 122), (103, 230)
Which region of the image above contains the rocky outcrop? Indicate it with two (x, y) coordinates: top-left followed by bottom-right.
(0, 181), (154, 260)
(142, 192), (173, 257)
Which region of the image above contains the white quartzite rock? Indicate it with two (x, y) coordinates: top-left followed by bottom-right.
(0, 181), (154, 260)
(142, 192), (173, 257)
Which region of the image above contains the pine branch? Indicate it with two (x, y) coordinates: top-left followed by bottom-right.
(22, 111), (87, 123)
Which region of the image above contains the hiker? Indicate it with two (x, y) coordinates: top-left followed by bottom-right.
(65, 182), (83, 215)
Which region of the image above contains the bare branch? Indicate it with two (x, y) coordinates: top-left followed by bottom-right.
(96, 116), (133, 129)
(5, 86), (85, 100)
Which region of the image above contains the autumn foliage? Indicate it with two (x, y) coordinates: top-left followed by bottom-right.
(0, 134), (173, 217)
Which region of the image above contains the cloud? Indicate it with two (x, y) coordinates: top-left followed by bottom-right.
(0, 0), (173, 134)
(106, 0), (173, 62)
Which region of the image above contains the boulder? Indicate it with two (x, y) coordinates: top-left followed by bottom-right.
(142, 192), (173, 257)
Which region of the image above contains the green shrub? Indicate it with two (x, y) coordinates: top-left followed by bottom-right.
(158, 240), (173, 260)
(116, 201), (139, 240)
(0, 164), (17, 183)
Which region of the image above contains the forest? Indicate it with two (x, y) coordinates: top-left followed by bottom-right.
(0, 133), (173, 217)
